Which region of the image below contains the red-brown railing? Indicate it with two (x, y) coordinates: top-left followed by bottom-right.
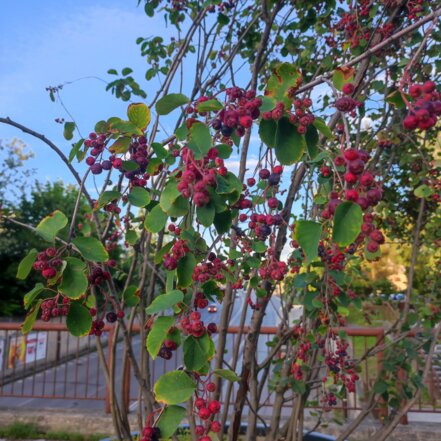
(0, 321), (439, 419)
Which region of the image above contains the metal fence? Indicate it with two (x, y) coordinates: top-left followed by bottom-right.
(0, 321), (439, 420)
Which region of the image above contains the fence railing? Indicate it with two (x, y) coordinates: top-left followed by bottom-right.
(0, 321), (439, 420)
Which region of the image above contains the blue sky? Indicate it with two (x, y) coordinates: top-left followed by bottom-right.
(0, 0), (169, 188)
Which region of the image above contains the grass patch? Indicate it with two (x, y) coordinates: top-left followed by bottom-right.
(0, 421), (104, 441)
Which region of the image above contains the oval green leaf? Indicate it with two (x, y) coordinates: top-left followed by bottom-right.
(59, 257), (88, 299)
(36, 210), (68, 242)
(72, 237), (109, 262)
(156, 93), (189, 115)
(147, 316), (174, 359)
(332, 201), (363, 247)
(67, 302), (92, 337)
(17, 249), (38, 280)
(146, 290), (184, 315)
(128, 186), (151, 207)
(154, 370), (196, 405)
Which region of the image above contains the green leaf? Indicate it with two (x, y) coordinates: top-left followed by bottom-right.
(73, 237), (109, 262)
(128, 187), (151, 207)
(414, 184), (434, 198)
(213, 368), (240, 382)
(196, 203), (215, 227)
(386, 90), (409, 109)
(63, 122), (76, 140)
(266, 63), (302, 108)
(151, 142), (168, 159)
(184, 333), (214, 371)
(216, 172), (242, 196)
(274, 117), (306, 165)
(154, 370), (196, 405)
(313, 117), (333, 139)
(109, 136), (132, 154)
(373, 380), (388, 395)
(125, 230), (138, 245)
(144, 204), (168, 233)
(69, 138), (84, 163)
(160, 181), (189, 217)
(36, 210), (68, 242)
(146, 290), (184, 315)
(147, 316), (174, 359)
(110, 119), (143, 136)
(332, 201), (363, 247)
(67, 302), (92, 337)
(252, 241), (267, 253)
(332, 67), (354, 91)
(24, 283), (45, 309)
(177, 253), (197, 288)
(305, 125), (319, 159)
(17, 249), (38, 280)
(127, 102), (151, 130)
(123, 285), (140, 307)
(22, 299), (43, 334)
(196, 99), (223, 112)
(156, 405), (187, 439)
(258, 118), (277, 147)
(59, 257), (88, 299)
(121, 160), (139, 171)
(156, 93), (189, 115)
(188, 122), (211, 159)
(213, 210), (233, 234)
(295, 221), (322, 264)
(96, 190), (121, 209)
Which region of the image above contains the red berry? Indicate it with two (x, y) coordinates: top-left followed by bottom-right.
(268, 197), (279, 209)
(259, 169), (270, 179)
(199, 407), (211, 420)
(195, 398), (206, 409)
(208, 400), (221, 414)
(42, 268), (56, 279)
(342, 83), (355, 95)
(206, 382), (216, 392)
(117, 311), (125, 319)
(195, 425), (205, 436)
(360, 172), (374, 187)
(345, 189), (359, 201)
(367, 241), (379, 253)
(422, 81), (436, 94)
(247, 177), (256, 187)
(344, 172), (358, 184)
(210, 421), (221, 433)
(343, 148), (359, 161)
(403, 114), (418, 130)
(273, 165), (283, 174)
(409, 84), (423, 98)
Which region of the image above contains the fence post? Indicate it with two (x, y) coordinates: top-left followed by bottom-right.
(105, 326), (115, 414)
(375, 329), (388, 420)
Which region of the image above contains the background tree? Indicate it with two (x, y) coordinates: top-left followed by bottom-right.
(0, 1), (440, 441)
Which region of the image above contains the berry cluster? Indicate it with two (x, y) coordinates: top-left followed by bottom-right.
(262, 99), (315, 135)
(89, 318), (105, 336)
(194, 382), (222, 440)
(176, 146), (218, 208)
(32, 247), (62, 280)
(208, 87), (262, 138)
(88, 266), (111, 286)
(335, 95), (360, 114)
(141, 426), (161, 441)
(321, 148), (382, 218)
(403, 81), (440, 131)
(179, 311), (217, 338)
(41, 297), (70, 321)
(163, 239), (189, 270)
(158, 339), (178, 360)
(192, 252), (227, 283)
(194, 291), (209, 309)
(258, 258), (288, 281)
